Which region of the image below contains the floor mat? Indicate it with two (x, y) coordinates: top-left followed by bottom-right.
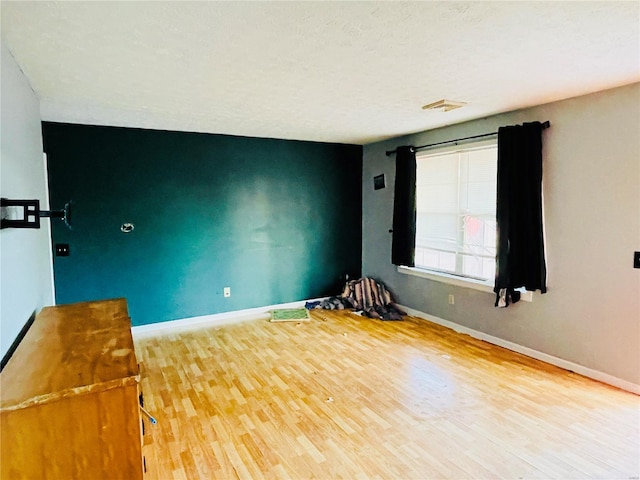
(270, 308), (310, 322)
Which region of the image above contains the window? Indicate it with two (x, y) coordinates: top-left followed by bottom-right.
(414, 141), (497, 283)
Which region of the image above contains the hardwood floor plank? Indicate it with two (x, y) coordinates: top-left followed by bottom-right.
(136, 310), (639, 479)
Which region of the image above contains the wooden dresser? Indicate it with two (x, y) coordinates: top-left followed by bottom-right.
(0, 298), (144, 479)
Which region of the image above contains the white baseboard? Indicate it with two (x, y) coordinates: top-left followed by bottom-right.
(132, 297), (326, 339)
(399, 305), (640, 395)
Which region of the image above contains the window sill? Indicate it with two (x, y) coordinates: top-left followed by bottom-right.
(397, 266), (533, 301)
(397, 265), (494, 293)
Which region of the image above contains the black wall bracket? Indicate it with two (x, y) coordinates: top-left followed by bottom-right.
(1, 198), (72, 230)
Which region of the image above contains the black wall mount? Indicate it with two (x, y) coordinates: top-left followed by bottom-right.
(1, 198), (72, 230)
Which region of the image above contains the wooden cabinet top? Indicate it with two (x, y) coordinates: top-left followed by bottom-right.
(0, 298), (139, 411)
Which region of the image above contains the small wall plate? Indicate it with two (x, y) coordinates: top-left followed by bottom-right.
(55, 244), (70, 256)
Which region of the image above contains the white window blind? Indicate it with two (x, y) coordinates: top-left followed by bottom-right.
(415, 142), (497, 281)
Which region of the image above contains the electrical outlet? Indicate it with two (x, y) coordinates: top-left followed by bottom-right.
(448, 294), (455, 305)
(516, 288), (534, 302)
(223, 287), (231, 298)
(55, 243), (70, 257)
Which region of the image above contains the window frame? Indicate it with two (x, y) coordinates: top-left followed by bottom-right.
(398, 263), (495, 292)
(396, 137), (536, 302)
(408, 139), (498, 284)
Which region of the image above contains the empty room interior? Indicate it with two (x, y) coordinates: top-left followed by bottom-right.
(1, 2), (639, 479)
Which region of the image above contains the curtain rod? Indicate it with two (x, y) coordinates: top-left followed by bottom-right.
(385, 120), (550, 156)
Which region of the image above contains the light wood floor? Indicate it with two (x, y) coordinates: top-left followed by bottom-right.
(134, 310), (639, 479)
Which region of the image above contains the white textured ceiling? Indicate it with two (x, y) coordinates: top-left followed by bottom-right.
(1, 1), (639, 144)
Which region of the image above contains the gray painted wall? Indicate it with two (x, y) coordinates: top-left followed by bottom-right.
(363, 83), (640, 386)
(0, 42), (54, 358)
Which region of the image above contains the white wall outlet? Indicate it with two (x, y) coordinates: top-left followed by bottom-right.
(223, 287), (231, 297)
(516, 288), (533, 302)
(448, 294), (455, 305)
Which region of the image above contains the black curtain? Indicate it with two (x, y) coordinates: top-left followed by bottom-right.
(392, 146), (416, 266)
(494, 122), (547, 306)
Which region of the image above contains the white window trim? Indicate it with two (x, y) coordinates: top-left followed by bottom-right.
(397, 265), (533, 301)
(398, 265), (493, 292)
(416, 137), (497, 156)
(414, 139), (498, 283)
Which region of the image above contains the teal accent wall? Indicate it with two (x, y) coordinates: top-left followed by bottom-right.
(43, 122), (362, 326)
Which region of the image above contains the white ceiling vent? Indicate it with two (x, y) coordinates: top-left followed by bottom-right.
(422, 99), (467, 112)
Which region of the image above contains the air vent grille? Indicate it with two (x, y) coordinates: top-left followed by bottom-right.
(422, 99), (466, 112)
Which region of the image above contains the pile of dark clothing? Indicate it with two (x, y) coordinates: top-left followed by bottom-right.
(307, 277), (405, 321)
